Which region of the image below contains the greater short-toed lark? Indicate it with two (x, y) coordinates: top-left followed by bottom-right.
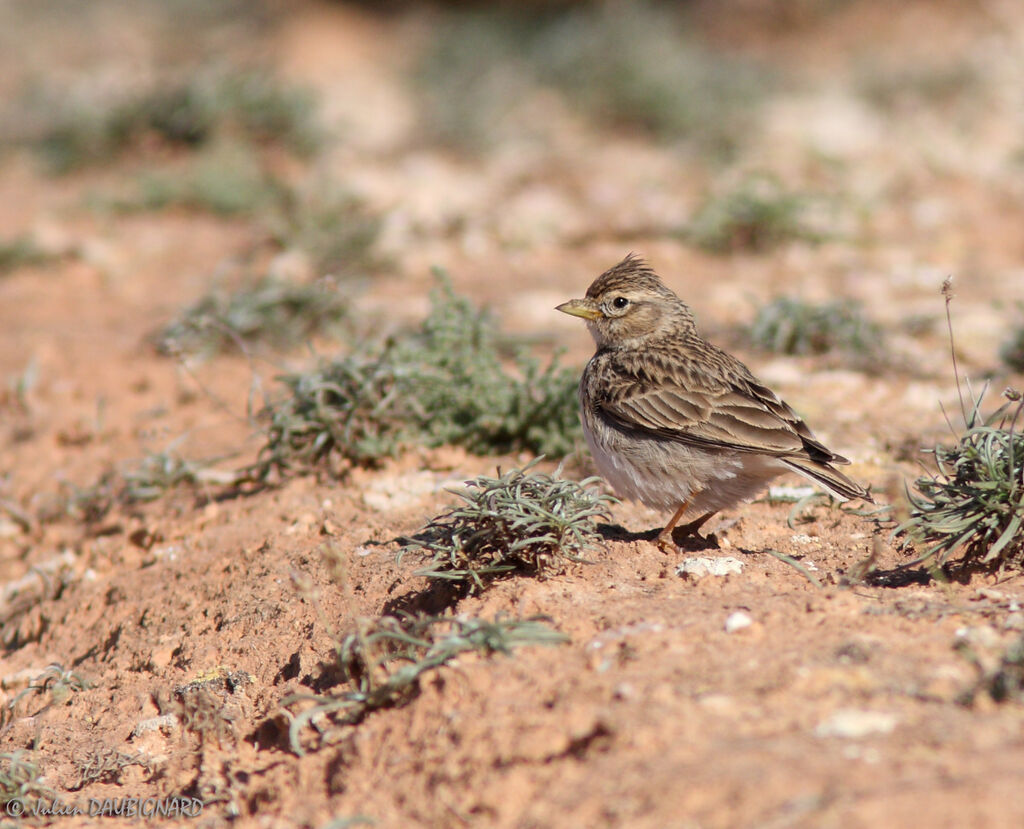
(557, 254), (872, 550)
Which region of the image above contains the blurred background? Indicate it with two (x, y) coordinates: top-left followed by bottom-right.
(2, 0), (1024, 383)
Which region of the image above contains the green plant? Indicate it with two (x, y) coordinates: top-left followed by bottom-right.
(898, 390), (1024, 574)
(416, 3), (766, 154)
(0, 751), (52, 808)
(0, 235), (54, 275)
(400, 462), (614, 590)
(105, 141), (289, 217)
(1000, 313), (1024, 372)
(121, 450), (235, 502)
(957, 631), (1024, 705)
(155, 275), (349, 357)
(266, 185), (382, 276)
(687, 175), (824, 253)
(285, 614), (567, 755)
(857, 60), (980, 113)
(747, 296), (887, 362)
(253, 274), (581, 477)
(35, 69), (320, 174)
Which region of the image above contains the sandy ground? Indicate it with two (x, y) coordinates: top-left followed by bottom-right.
(2, 1), (1024, 827)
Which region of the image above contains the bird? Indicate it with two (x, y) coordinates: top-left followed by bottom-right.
(556, 253), (872, 550)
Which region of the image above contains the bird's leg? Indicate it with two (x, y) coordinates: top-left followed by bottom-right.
(655, 501), (690, 551)
(656, 502), (716, 552)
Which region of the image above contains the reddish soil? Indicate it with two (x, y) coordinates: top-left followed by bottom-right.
(2, 2), (1024, 827)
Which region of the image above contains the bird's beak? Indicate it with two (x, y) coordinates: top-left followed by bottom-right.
(556, 298), (603, 320)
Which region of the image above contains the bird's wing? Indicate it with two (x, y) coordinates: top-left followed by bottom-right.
(592, 353), (846, 464)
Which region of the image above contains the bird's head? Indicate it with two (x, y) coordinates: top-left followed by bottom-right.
(556, 254), (695, 349)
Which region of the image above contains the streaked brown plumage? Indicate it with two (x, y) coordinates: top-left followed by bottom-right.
(557, 254), (872, 549)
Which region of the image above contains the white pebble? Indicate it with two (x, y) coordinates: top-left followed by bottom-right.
(724, 611), (753, 633)
(816, 709), (898, 739)
(676, 556), (744, 578)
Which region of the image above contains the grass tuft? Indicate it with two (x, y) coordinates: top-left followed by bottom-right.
(266, 185), (382, 277)
(747, 296), (887, 363)
(34, 69), (320, 174)
(121, 450), (238, 503)
(957, 631), (1024, 706)
(400, 462), (614, 590)
(687, 174), (825, 253)
(103, 141), (289, 217)
(253, 274), (580, 478)
(0, 751), (52, 809)
(285, 613), (567, 755)
(155, 275), (349, 357)
(0, 235), (56, 275)
(416, 3), (766, 154)
(898, 391), (1024, 573)
(1000, 314), (1024, 373)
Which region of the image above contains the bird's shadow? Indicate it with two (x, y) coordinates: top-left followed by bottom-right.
(597, 522), (721, 552)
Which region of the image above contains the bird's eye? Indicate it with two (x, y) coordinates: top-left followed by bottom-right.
(612, 296), (629, 309)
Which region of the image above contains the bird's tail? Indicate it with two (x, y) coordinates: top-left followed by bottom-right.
(782, 459), (873, 503)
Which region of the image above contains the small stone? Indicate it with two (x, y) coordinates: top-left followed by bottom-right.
(676, 556), (744, 578)
(724, 611), (753, 633)
(816, 709), (898, 738)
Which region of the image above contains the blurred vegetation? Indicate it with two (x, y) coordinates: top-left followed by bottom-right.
(416, 2), (768, 155)
(747, 295), (887, 365)
(97, 141), (289, 217)
(401, 462), (613, 590)
(1001, 312), (1024, 372)
(0, 751), (52, 810)
(899, 391), (1024, 575)
(253, 274), (581, 478)
(264, 184), (383, 277)
(0, 234), (57, 275)
(155, 274), (350, 357)
(856, 59), (982, 113)
(958, 631), (1024, 706)
(30, 69), (320, 174)
(687, 174), (825, 253)
(95, 145), (381, 274)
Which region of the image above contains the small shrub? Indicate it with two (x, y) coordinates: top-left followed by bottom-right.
(121, 451), (235, 503)
(898, 391), (1024, 574)
(155, 275), (349, 357)
(415, 3), (766, 154)
(687, 175), (824, 253)
(103, 161), (380, 272)
(34, 69), (320, 174)
(106, 142), (289, 217)
(400, 462), (614, 590)
(0, 235), (55, 275)
(747, 296), (887, 363)
(857, 60), (981, 113)
(285, 613), (567, 755)
(253, 275), (581, 477)
(0, 751), (51, 809)
(7, 664), (89, 716)
(1000, 315), (1024, 372)
(957, 631), (1024, 706)
(266, 185), (382, 276)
